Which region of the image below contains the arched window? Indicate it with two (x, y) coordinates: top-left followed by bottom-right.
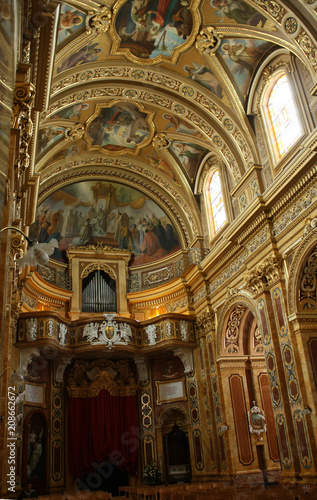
(266, 73), (302, 160)
(207, 170), (227, 237)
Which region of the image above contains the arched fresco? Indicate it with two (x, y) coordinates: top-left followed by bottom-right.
(31, 180), (181, 266)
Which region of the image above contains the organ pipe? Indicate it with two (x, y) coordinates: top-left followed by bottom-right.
(82, 270), (116, 313)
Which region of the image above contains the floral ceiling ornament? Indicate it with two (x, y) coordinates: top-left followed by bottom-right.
(83, 314), (132, 349)
(248, 401), (267, 436)
(195, 26), (221, 55)
(86, 6), (112, 35)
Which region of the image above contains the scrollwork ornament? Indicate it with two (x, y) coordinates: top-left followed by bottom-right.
(86, 6), (112, 35)
(296, 30), (317, 70)
(152, 133), (170, 151)
(195, 26), (221, 55)
(303, 217), (317, 236)
(252, 0), (285, 22)
(65, 123), (85, 141)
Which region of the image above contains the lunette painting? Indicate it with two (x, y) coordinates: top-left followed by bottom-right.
(31, 180), (180, 266)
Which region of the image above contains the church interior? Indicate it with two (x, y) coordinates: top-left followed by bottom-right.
(0, 0), (317, 498)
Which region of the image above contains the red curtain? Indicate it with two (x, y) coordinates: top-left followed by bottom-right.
(68, 389), (138, 478)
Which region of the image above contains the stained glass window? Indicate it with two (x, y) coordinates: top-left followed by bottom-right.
(207, 170), (226, 236)
(267, 74), (302, 158)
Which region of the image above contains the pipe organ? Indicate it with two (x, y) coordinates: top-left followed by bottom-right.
(82, 270), (116, 313)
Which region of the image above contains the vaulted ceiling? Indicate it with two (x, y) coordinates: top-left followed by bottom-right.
(33, 0), (317, 262)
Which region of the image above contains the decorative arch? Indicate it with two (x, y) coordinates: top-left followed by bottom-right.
(81, 262), (117, 280)
(287, 222), (317, 317)
(157, 404), (189, 428)
(216, 289), (260, 358)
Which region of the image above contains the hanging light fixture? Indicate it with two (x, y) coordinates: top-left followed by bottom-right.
(0, 226), (59, 268)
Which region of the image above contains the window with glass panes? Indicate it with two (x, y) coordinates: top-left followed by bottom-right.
(207, 170), (226, 236)
(267, 74), (302, 159)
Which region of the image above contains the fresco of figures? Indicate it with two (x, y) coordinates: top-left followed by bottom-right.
(57, 43), (103, 73)
(170, 140), (207, 179)
(183, 63), (223, 98)
(218, 38), (273, 97)
(115, 0), (193, 59)
(209, 0), (267, 26)
(57, 3), (86, 45)
(37, 127), (65, 157)
(88, 102), (151, 151)
(31, 180), (180, 266)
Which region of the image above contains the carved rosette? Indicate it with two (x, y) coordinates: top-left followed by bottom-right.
(244, 255), (283, 296)
(195, 27), (221, 55)
(86, 6), (112, 35)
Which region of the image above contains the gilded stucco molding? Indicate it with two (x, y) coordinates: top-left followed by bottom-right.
(295, 29), (317, 72)
(152, 133), (170, 151)
(195, 26), (221, 55)
(86, 5), (112, 35)
(81, 262), (117, 280)
(129, 289), (188, 311)
(67, 360), (138, 398)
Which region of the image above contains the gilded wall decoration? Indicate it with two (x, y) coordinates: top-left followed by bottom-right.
(225, 305), (246, 352)
(275, 414), (292, 469)
(299, 243), (317, 310)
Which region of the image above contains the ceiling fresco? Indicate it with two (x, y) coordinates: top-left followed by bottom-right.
(34, 0), (317, 267)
